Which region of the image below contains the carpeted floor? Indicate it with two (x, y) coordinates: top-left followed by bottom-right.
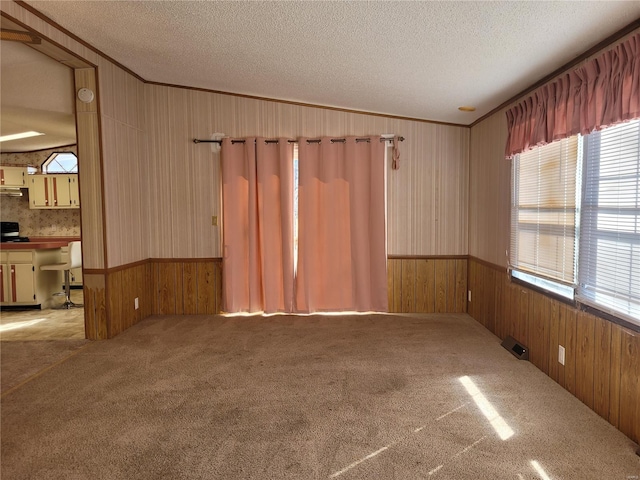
(0, 339), (89, 394)
(1, 313), (638, 479)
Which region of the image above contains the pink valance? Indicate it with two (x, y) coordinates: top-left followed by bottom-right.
(505, 33), (640, 158)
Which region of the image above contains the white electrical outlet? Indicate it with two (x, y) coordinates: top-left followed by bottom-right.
(558, 345), (565, 365)
(134, 297), (139, 310)
(468, 290), (472, 302)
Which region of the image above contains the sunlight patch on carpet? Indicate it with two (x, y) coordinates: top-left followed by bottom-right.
(530, 460), (553, 480)
(459, 375), (514, 440)
(329, 444), (392, 478)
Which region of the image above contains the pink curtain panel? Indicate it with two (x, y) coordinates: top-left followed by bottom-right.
(296, 137), (388, 313)
(221, 138), (294, 313)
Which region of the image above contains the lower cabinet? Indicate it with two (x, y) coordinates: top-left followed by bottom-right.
(0, 249), (63, 308)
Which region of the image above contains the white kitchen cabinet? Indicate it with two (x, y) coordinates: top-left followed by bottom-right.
(28, 174), (80, 209)
(0, 165), (27, 187)
(12, 263), (36, 303)
(0, 262), (8, 303)
(0, 252), (34, 304)
(60, 245), (83, 286)
(0, 249), (62, 308)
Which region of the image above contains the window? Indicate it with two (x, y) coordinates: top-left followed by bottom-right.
(511, 119), (640, 326)
(578, 120), (640, 322)
(42, 152), (78, 173)
(510, 136), (580, 298)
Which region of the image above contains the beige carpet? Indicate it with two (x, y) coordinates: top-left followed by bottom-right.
(1, 313), (638, 479)
(1, 339), (89, 394)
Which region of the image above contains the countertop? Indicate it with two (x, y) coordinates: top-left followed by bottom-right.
(0, 236), (80, 251)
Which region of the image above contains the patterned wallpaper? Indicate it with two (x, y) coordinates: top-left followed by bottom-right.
(1, 146), (81, 237)
(1, 145), (77, 170)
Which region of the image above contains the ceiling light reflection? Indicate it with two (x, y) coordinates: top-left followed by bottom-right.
(459, 375), (514, 440)
(0, 131), (44, 143)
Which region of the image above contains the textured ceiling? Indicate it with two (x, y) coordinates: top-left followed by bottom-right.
(18, 1), (640, 125)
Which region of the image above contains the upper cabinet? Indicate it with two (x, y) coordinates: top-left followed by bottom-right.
(0, 166), (27, 187)
(28, 174), (80, 209)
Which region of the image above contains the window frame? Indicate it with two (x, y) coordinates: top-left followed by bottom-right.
(41, 151), (78, 174)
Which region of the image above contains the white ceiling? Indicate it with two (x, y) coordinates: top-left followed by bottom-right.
(0, 40), (76, 153)
(17, 1), (640, 126)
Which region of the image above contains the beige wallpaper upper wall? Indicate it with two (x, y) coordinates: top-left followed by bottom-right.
(98, 58), (148, 268)
(144, 85), (470, 258)
(468, 109), (511, 267)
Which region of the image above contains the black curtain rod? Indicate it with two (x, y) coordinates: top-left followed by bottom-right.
(193, 136), (405, 145)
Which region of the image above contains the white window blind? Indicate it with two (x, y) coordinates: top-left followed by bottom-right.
(511, 136), (579, 286)
(578, 119), (640, 323)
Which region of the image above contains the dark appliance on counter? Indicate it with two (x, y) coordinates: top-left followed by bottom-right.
(0, 222), (29, 242)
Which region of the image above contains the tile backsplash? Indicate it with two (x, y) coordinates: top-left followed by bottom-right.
(1, 146), (81, 237)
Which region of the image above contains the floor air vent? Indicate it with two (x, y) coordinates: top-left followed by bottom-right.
(501, 335), (529, 360)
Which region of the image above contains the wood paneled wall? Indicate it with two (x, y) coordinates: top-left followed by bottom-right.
(387, 257), (467, 313)
(106, 262), (153, 337)
(83, 262), (152, 340)
(86, 258), (222, 340)
(83, 273), (107, 340)
(85, 257), (222, 340)
(144, 84), (470, 259)
(468, 257), (640, 444)
(151, 259), (223, 315)
(147, 257), (465, 316)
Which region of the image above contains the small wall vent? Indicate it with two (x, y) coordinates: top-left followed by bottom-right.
(501, 335), (529, 360)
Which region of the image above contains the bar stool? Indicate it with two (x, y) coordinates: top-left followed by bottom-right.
(41, 241), (83, 309)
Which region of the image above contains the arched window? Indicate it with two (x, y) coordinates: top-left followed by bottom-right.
(42, 152), (78, 173)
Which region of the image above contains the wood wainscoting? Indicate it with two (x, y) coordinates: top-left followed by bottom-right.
(149, 257), (465, 316)
(84, 261), (153, 340)
(107, 262), (153, 338)
(387, 257), (468, 313)
(151, 259), (223, 315)
(468, 256), (640, 444)
(91, 256), (464, 339)
(85, 259), (220, 339)
(83, 273), (108, 340)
